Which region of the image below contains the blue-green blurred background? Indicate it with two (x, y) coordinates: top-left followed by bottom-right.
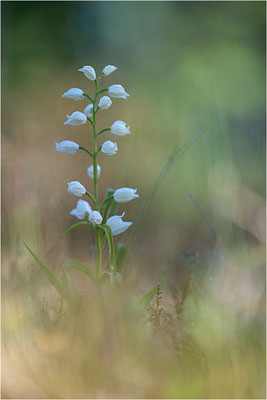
(2, 2), (266, 398)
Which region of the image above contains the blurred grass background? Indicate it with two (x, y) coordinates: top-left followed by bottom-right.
(2, 1), (266, 399)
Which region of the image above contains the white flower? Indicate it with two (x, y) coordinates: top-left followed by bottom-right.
(55, 140), (79, 154)
(64, 111), (87, 126)
(110, 120), (131, 137)
(78, 65), (96, 81)
(70, 199), (92, 220)
(113, 188), (139, 203)
(67, 181), (86, 197)
(89, 211), (103, 225)
(98, 96), (112, 110)
(101, 141), (118, 156)
(62, 88), (84, 101)
(108, 84), (130, 99)
(87, 164), (101, 179)
(106, 213), (132, 236)
(83, 104), (93, 118)
(102, 65), (117, 76)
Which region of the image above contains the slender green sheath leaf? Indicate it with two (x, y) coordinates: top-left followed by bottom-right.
(138, 276), (169, 309)
(129, 130), (204, 259)
(115, 243), (129, 274)
(63, 259), (96, 284)
(63, 221), (92, 235)
(23, 241), (67, 300)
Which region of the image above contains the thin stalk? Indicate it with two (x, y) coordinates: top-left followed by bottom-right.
(97, 88), (108, 95)
(97, 128), (111, 137)
(87, 117), (95, 127)
(95, 227), (102, 280)
(85, 191), (97, 207)
(93, 80), (98, 205)
(92, 79), (102, 280)
(79, 145), (93, 158)
(83, 93), (94, 102)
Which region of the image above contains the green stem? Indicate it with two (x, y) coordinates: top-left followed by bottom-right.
(92, 79), (103, 282)
(97, 88), (108, 95)
(95, 228), (102, 280)
(97, 128), (111, 137)
(93, 80), (98, 205)
(79, 145), (93, 158)
(102, 225), (117, 284)
(85, 191), (97, 207)
(83, 93), (94, 102)
(87, 117), (95, 127)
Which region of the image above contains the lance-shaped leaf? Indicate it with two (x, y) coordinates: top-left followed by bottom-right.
(63, 259), (96, 284)
(23, 241), (69, 301)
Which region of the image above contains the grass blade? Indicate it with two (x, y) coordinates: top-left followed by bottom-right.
(129, 130), (204, 257)
(23, 241), (68, 300)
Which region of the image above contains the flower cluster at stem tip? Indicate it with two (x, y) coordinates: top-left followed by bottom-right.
(56, 64), (139, 236)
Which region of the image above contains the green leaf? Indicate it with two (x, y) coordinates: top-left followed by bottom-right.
(23, 241), (68, 301)
(63, 221), (92, 235)
(138, 276), (169, 309)
(63, 259), (96, 284)
(102, 189), (116, 222)
(115, 243), (129, 274)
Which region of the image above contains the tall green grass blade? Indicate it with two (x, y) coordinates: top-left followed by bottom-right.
(129, 130), (204, 257)
(139, 275), (169, 309)
(63, 259), (96, 284)
(23, 241), (68, 300)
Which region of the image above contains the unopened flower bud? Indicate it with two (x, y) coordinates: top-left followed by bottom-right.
(62, 88), (84, 101)
(67, 181), (86, 197)
(55, 140), (79, 154)
(101, 141), (118, 155)
(113, 188), (139, 203)
(87, 164), (101, 179)
(106, 213), (132, 235)
(64, 111), (87, 126)
(111, 120), (131, 137)
(83, 104), (93, 118)
(102, 65), (117, 76)
(108, 84), (129, 99)
(98, 96), (112, 110)
(70, 199), (92, 220)
(89, 211), (103, 225)
(78, 65), (96, 81)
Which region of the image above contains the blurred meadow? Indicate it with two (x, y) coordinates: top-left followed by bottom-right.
(1, 1), (266, 399)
